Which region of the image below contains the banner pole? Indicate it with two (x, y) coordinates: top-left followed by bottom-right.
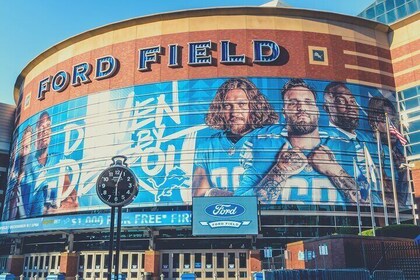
(353, 157), (362, 235)
(386, 113), (400, 224)
(376, 129), (389, 226)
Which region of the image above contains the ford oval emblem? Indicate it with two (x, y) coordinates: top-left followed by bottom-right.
(205, 203), (245, 217)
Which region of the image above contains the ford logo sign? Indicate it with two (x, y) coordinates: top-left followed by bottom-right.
(205, 203), (245, 217)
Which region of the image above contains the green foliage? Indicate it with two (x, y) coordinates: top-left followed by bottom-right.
(361, 229), (375, 236)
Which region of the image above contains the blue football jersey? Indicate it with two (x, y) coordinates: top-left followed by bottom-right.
(194, 128), (268, 193)
(28, 153), (63, 217)
(238, 126), (347, 204)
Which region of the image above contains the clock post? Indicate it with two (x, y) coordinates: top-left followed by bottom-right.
(96, 155), (139, 280)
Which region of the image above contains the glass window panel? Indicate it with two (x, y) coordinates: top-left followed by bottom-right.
(217, 253), (224, 268)
(131, 254), (138, 269)
(407, 0), (418, 13)
(397, 4), (408, 18)
(217, 272), (224, 278)
(228, 272), (236, 278)
(194, 253), (202, 269)
(104, 255), (109, 269)
(141, 254), (145, 269)
(386, 9), (397, 22)
(29, 257), (33, 269)
(396, 0), (405, 6)
(377, 14), (387, 23)
(172, 272), (179, 278)
(57, 256), (61, 267)
(87, 255), (93, 269)
(228, 253), (235, 268)
(205, 253), (212, 268)
(386, 0), (396, 9)
(239, 253), (247, 268)
(173, 253), (180, 269)
(131, 272), (138, 278)
(95, 255), (101, 269)
(45, 256), (50, 269)
(79, 255), (85, 270)
(377, 2), (385, 14)
(34, 257), (38, 269)
(195, 272), (202, 278)
(366, 7), (376, 18)
(205, 272), (213, 278)
(184, 253), (191, 269)
(122, 254), (128, 269)
(162, 253), (169, 269)
(404, 97), (420, 110)
(39, 256), (44, 269)
(410, 143), (420, 155)
(240, 272), (247, 278)
(51, 256), (56, 269)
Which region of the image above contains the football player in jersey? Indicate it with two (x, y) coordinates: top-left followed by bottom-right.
(192, 78), (279, 196)
(368, 96), (408, 205)
(5, 126), (33, 220)
(238, 78), (358, 204)
(29, 111), (78, 216)
(323, 82), (375, 175)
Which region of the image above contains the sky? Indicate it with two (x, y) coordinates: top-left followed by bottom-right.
(0, 0), (374, 105)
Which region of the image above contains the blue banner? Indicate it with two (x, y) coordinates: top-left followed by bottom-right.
(3, 77), (410, 222)
(0, 211), (191, 234)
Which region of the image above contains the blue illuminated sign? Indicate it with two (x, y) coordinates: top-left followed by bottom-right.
(0, 211), (191, 234)
(193, 196), (258, 236)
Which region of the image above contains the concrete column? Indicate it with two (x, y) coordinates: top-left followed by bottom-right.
(59, 252), (79, 280)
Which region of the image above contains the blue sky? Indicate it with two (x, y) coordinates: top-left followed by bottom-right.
(0, 0), (374, 105)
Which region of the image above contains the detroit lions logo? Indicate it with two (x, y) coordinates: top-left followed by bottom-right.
(147, 166), (190, 202)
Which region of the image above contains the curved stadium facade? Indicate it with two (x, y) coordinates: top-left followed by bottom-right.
(0, 6), (419, 280)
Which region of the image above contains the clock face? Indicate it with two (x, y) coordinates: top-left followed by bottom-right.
(96, 166), (138, 207)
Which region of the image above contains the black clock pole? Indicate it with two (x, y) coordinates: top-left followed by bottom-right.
(108, 206), (116, 280)
(114, 206), (123, 279)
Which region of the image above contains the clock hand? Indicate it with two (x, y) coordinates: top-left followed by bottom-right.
(115, 171), (122, 196)
(116, 171), (123, 187)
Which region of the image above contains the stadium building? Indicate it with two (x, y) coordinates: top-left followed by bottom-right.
(0, 4), (419, 280)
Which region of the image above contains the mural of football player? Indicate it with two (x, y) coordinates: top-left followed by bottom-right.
(323, 82), (374, 173)
(5, 126), (33, 220)
(192, 78), (279, 197)
(29, 111), (78, 216)
(238, 78), (358, 204)
(368, 96), (408, 205)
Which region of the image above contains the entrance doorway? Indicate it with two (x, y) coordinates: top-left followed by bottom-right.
(160, 250), (248, 280)
(78, 251), (145, 280)
(23, 253), (61, 279)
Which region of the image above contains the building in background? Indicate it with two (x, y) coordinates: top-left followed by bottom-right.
(0, 102), (15, 219)
(0, 5), (418, 280)
(358, 0), (419, 24)
(359, 0), (420, 226)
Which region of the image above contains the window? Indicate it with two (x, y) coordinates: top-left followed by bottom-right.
(184, 253), (191, 269)
(217, 253), (224, 268)
(173, 253), (180, 269)
(239, 253), (247, 268)
(205, 253), (212, 268)
(228, 253), (235, 268)
(162, 253), (169, 269)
